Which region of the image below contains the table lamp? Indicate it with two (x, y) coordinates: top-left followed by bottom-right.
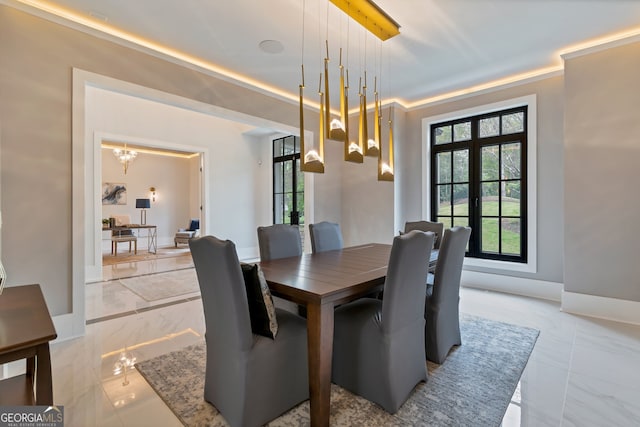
(135, 198), (151, 225)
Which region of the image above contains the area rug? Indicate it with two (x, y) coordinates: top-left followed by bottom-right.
(102, 246), (192, 266)
(119, 268), (199, 302)
(136, 314), (538, 426)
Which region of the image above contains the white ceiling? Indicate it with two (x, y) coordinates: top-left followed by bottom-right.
(16, 0), (640, 107)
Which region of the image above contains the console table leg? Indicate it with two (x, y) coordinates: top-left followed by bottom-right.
(35, 343), (53, 405)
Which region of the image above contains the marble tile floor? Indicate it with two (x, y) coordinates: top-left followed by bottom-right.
(99, 250), (195, 282)
(53, 258), (640, 426)
(86, 253), (198, 322)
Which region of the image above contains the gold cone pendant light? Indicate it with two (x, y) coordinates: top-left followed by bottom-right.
(330, 48), (347, 142)
(299, 0), (325, 173)
(344, 68), (363, 163)
(365, 76), (380, 157)
(299, 0), (399, 178)
(359, 74), (369, 155)
(323, 41), (332, 137)
(300, 66), (325, 173)
(378, 111), (394, 181)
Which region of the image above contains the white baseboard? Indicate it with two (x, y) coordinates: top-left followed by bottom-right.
(156, 236), (174, 248)
(52, 312), (85, 343)
(462, 272), (640, 325)
(561, 291), (640, 326)
(461, 270), (563, 302)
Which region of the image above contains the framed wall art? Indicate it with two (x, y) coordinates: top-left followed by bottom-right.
(102, 182), (127, 205)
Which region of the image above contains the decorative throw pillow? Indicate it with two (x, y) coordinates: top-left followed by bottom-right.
(240, 263), (278, 339)
(188, 219), (200, 231)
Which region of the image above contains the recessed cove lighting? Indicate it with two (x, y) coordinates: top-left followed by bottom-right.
(259, 40), (284, 54)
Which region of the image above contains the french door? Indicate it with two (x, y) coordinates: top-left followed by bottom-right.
(273, 136), (304, 230)
(430, 106), (527, 263)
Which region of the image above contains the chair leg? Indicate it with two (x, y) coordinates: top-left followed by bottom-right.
(134, 240), (137, 254)
(114, 241), (118, 257)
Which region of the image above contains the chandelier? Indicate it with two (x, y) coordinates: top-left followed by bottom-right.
(299, 0), (399, 181)
(113, 144), (137, 174)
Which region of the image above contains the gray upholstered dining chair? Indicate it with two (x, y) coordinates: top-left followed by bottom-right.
(257, 224), (303, 314)
(189, 235), (309, 427)
(404, 220), (445, 274)
(331, 230), (435, 414)
(424, 226), (472, 364)
(257, 224), (302, 261)
(309, 221), (343, 253)
(404, 220), (445, 249)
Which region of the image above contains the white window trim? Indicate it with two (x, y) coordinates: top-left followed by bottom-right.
(421, 94), (537, 273)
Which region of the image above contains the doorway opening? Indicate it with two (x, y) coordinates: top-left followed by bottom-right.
(99, 141), (203, 268)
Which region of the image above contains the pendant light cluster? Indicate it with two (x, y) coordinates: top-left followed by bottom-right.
(299, 0), (399, 181)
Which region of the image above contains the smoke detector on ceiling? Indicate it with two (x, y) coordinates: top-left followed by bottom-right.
(259, 40), (284, 54)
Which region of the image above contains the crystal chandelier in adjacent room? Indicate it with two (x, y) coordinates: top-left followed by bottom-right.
(113, 143), (137, 175)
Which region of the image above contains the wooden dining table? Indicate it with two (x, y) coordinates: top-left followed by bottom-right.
(259, 243), (395, 426)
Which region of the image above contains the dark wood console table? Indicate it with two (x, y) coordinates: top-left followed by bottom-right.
(0, 284), (57, 405)
(105, 224), (158, 254)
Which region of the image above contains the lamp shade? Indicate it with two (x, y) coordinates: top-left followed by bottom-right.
(135, 198), (151, 209)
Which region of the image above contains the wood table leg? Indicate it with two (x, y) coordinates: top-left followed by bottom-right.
(26, 356), (35, 378)
(35, 343), (53, 405)
(306, 301), (334, 427)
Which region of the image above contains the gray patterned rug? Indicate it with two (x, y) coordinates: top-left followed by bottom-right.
(136, 314), (538, 426)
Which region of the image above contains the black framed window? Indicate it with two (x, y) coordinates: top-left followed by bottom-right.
(431, 107), (527, 262)
(273, 136), (304, 227)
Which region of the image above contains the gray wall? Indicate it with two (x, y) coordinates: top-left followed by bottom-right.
(339, 105), (396, 246)
(0, 6), (337, 315)
(564, 41), (640, 302)
(398, 77), (566, 284)
(2, 4), (639, 317)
